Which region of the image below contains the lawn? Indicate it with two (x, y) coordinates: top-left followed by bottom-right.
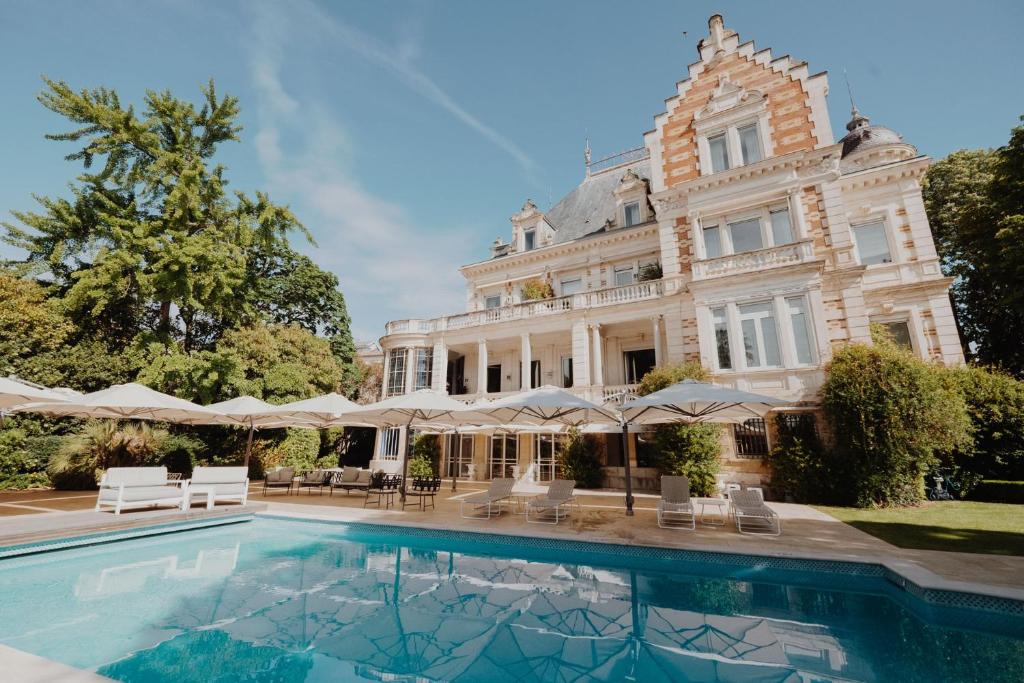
(816, 501), (1024, 556)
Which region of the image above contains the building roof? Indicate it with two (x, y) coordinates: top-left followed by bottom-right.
(839, 107), (904, 158)
(544, 161), (651, 245)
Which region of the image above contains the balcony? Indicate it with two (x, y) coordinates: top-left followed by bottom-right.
(384, 280), (665, 336)
(691, 240), (816, 281)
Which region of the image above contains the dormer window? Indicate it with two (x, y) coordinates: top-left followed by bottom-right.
(524, 229), (536, 251)
(708, 133), (730, 173)
(738, 123), (762, 164)
(694, 77), (772, 177)
(624, 202), (641, 227)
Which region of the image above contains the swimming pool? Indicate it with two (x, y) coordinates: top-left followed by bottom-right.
(0, 517), (1021, 682)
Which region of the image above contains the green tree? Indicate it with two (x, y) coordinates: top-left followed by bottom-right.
(923, 116), (1024, 374)
(0, 271), (72, 377)
(558, 427), (604, 488)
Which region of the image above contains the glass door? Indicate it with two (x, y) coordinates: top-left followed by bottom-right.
(489, 435), (518, 479)
(445, 434), (474, 477)
(533, 434), (562, 482)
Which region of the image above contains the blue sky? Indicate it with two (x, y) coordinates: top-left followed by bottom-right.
(1, 0), (1021, 341)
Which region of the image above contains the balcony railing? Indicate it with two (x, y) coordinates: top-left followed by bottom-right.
(691, 240), (816, 281)
(385, 280), (664, 336)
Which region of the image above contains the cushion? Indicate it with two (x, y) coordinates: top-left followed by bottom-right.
(341, 467), (360, 483)
(191, 466), (248, 485)
(189, 482), (247, 495)
(356, 470), (371, 483)
(102, 467), (168, 488)
(99, 485), (183, 502)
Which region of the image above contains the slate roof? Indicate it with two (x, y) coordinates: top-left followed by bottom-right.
(544, 161), (651, 245)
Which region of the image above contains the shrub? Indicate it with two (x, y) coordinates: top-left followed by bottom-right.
(261, 428), (320, 472)
(822, 341), (972, 507)
(767, 413), (832, 503)
(637, 262), (663, 282)
(651, 422), (721, 496)
(636, 362), (709, 396)
(558, 428), (604, 488)
(157, 433), (204, 477)
(521, 279), (554, 301)
(943, 364), (1024, 481)
(48, 421), (168, 490)
(408, 434), (439, 477)
(408, 456), (434, 478)
(967, 480), (1024, 504)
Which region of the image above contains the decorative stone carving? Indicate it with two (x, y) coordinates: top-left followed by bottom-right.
(694, 76), (765, 121)
(797, 155), (841, 179)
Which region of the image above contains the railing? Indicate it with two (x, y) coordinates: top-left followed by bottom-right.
(456, 385), (634, 405)
(691, 240), (815, 281)
(587, 146), (650, 175)
(385, 280), (665, 336)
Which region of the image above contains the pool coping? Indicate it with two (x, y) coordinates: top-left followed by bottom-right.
(258, 508), (1024, 616)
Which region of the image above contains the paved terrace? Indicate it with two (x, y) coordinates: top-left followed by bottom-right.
(0, 485), (1021, 601)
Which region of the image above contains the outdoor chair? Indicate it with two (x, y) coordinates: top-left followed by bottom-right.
(460, 477), (515, 519)
(295, 469), (331, 495)
(730, 489), (781, 536)
(526, 479), (578, 525)
(365, 473), (402, 509)
(403, 476), (442, 511)
(95, 467), (188, 515)
(262, 467), (295, 495)
(330, 467), (372, 495)
(186, 466), (249, 509)
(657, 475), (696, 530)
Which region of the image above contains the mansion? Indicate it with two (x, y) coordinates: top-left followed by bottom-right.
(373, 15), (963, 487)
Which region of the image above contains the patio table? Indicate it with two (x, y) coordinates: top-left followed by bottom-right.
(693, 497), (729, 527)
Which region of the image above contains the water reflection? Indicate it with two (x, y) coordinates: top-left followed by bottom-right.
(0, 521), (1020, 683)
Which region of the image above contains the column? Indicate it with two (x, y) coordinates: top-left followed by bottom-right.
(431, 341), (447, 392)
(590, 324), (604, 386)
(571, 321), (591, 387)
(652, 316), (664, 367)
(380, 347), (392, 400)
(788, 188), (809, 240)
(403, 347), (416, 394)
(477, 339), (488, 395)
(520, 332), (532, 390)
(773, 296), (797, 368)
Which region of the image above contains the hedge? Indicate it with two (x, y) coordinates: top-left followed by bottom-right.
(967, 480), (1024, 504)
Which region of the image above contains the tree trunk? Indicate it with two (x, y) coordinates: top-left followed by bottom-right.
(159, 300), (172, 334)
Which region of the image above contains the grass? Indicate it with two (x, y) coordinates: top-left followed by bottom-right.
(816, 501), (1024, 556)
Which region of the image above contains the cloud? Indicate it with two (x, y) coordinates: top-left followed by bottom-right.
(244, 1), (482, 342)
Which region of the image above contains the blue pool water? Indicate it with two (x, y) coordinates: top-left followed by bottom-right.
(0, 518), (1022, 682)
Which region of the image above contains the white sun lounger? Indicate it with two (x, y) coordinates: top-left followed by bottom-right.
(657, 475), (696, 530)
(731, 489), (781, 536)
(460, 478), (515, 519)
(526, 479), (578, 525)
(95, 467), (188, 515)
(186, 466), (249, 509)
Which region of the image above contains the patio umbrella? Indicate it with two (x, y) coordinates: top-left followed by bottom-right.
(200, 396), (314, 468)
(265, 392), (367, 429)
(0, 377), (75, 411)
(619, 379), (787, 425)
(346, 391), (496, 501)
(15, 382), (218, 423)
(469, 385), (621, 428)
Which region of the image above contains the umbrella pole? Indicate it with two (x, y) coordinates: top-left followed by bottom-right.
(399, 417), (414, 502)
(620, 421), (634, 516)
(243, 424), (255, 469)
(452, 430), (460, 492)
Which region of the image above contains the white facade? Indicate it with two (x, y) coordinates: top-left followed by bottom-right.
(374, 15), (963, 483)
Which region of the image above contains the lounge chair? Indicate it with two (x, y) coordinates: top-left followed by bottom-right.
(262, 467), (295, 495)
(295, 469), (331, 495)
(403, 476), (442, 511)
(526, 479), (578, 525)
(95, 467), (188, 515)
(731, 489), (781, 536)
(460, 478), (515, 519)
(330, 467), (372, 495)
(365, 473), (401, 509)
(657, 475), (695, 530)
(186, 466), (249, 509)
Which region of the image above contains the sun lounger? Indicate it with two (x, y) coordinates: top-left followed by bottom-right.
(187, 466), (249, 509)
(657, 475), (696, 530)
(526, 479), (578, 525)
(460, 477), (515, 519)
(95, 467), (188, 515)
(262, 467), (295, 495)
(330, 467), (372, 495)
(730, 489), (781, 536)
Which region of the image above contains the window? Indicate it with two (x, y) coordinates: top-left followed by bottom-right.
(853, 220), (892, 265)
(485, 295), (501, 309)
(624, 201), (641, 227)
(386, 349), (406, 396)
(524, 229), (536, 251)
(876, 320), (913, 349)
(560, 277), (583, 295)
(561, 356), (574, 388)
(413, 348), (433, 391)
(733, 418), (768, 458)
(379, 427), (400, 460)
(703, 224), (723, 259)
(786, 296), (816, 365)
(533, 434), (564, 482)
(738, 123), (762, 165)
(489, 435), (518, 479)
(614, 264), (635, 287)
(445, 434), (474, 478)
(770, 208), (793, 245)
(738, 301), (781, 368)
(728, 217), (764, 253)
(486, 364), (502, 394)
(519, 360), (541, 389)
(712, 306), (732, 370)
(624, 348), (657, 384)
(708, 133), (730, 173)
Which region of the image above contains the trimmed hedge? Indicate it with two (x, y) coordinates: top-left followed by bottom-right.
(967, 480), (1024, 504)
